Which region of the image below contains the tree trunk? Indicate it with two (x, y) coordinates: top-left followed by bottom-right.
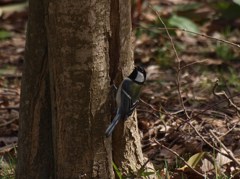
(16, 0), (146, 178)
(47, 0), (113, 178)
(110, 0), (147, 175)
(16, 0), (54, 178)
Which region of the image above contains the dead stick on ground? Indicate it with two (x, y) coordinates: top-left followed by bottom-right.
(152, 138), (206, 178)
(209, 130), (240, 167)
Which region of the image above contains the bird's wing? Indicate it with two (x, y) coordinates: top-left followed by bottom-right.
(120, 80), (137, 117)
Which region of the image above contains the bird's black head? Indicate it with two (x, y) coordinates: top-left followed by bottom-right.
(128, 66), (146, 84)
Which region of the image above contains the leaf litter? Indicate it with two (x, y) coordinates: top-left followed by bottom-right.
(0, 0), (25, 177)
(134, 0), (240, 178)
(1, 0), (240, 178)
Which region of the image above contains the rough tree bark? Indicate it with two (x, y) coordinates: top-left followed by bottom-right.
(16, 0), (54, 178)
(110, 0), (146, 175)
(47, 0), (113, 178)
(16, 0), (146, 178)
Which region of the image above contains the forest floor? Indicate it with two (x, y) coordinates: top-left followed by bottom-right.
(1, 0), (240, 178)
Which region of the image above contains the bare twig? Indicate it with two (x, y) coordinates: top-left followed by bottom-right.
(140, 83), (240, 122)
(185, 121), (237, 161)
(213, 80), (240, 113)
(0, 107), (19, 111)
(180, 59), (208, 70)
(135, 25), (240, 48)
(0, 143), (17, 154)
(137, 109), (160, 119)
(152, 138), (206, 178)
(179, 92), (240, 125)
(0, 116), (18, 127)
(149, 5), (190, 120)
(209, 130), (240, 167)
(219, 123), (238, 139)
(139, 99), (159, 112)
(0, 109), (19, 127)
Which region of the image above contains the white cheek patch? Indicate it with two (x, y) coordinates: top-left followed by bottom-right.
(135, 72), (145, 83)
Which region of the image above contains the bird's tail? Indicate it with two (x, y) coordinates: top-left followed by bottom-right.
(105, 114), (121, 137)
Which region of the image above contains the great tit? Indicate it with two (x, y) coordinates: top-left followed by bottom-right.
(105, 66), (146, 137)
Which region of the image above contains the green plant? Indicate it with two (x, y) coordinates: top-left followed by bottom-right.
(0, 155), (16, 179)
(216, 68), (240, 92)
(112, 162), (123, 179)
(214, 1), (240, 20)
(168, 14), (200, 33)
(0, 30), (11, 40)
(225, 68), (240, 91)
(156, 47), (173, 69)
(215, 43), (234, 61)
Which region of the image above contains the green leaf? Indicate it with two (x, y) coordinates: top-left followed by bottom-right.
(215, 1), (230, 10)
(112, 162), (122, 179)
(187, 152), (205, 168)
(178, 152), (205, 171)
(175, 2), (203, 11)
(233, 0), (240, 6)
(0, 30), (11, 40)
(140, 171), (155, 177)
(168, 15), (199, 33)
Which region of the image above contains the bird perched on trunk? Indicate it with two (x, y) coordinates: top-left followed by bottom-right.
(105, 66), (146, 137)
